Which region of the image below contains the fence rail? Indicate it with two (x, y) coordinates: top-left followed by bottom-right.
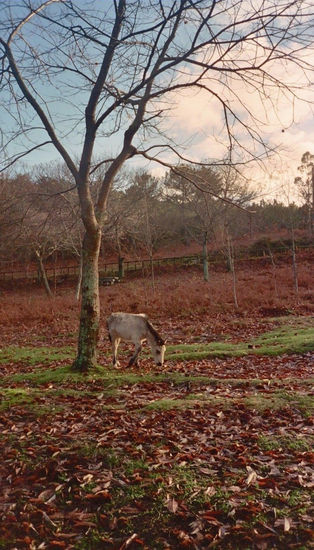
(0, 243), (312, 284)
(0, 255), (200, 282)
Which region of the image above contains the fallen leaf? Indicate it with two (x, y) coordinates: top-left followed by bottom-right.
(245, 466), (257, 486)
(166, 495), (179, 513)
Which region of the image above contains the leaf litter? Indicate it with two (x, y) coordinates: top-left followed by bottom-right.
(0, 317), (313, 549)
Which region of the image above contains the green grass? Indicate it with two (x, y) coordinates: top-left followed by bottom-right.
(0, 319), (312, 372)
(245, 390), (314, 416)
(3, 365), (89, 385)
(284, 489), (311, 507)
(2, 380), (311, 416)
(258, 434), (312, 452)
(143, 389), (314, 414)
(0, 388), (34, 410)
(144, 396), (203, 410)
(5, 364), (313, 392)
(0, 345), (74, 365)
(0, 385), (117, 413)
(0, 387), (66, 415)
(3, 365), (203, 386)
(166, 321), (314, 360)
(166, 341), (247, 360)
(252, 325), (314, 355)
(0, 317), (312, 419)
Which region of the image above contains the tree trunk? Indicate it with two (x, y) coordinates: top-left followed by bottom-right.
(149, 248), (155, 291)
(118, 255), (124, 279)
(35, 251), (53, 297)
(203, 232), (209, 282)
(291, 231), (299, 300)
(72, 230), (101, 371)
(267, 244), (278, 298)
(75, 253), (83, 301)
(227, 236), (238, 309)
(311, 164), (314, 237)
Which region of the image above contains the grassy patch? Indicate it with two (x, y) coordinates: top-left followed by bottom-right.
(0, 388), (34, 410)
(0, 388), (65, 415)
(0, 318), (313, 373)
(245, 390), (314, 416)
(166, 341), (247, 360)
(252, 325), (314, 355)
(273, 390), (314, 411)
(3, 365), (88, 385)
(258, 434), (312, 452)
(145, 389), (314, 414)
(166, 321), (314, 359)
(3, 363), (313, 390)
(3, 365), (202, 387)
(144, 396), (201, 411)
(0, 317), (312, 421)
(0, 345), (74, 365)
(284, 489), (311, 507)
(0, 385), (114, 415)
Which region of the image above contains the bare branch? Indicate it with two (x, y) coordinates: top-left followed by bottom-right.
(0, 141), (52, 173)
(8, 0), (63, 44)
(0, 38), (78, 178)
(139, 150), (255, 213)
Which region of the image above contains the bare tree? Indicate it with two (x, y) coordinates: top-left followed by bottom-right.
(1, 1), (313, 370)
(0, 173), (33, 265)
(16, 174), (78, 295)
(123, 171), (168, 283)
(295, 152), (314, 237)
(165, 165), (223, 280)
(33, 163), (85, 298)
(165, 164), (254, 280)
(226, 231), (238, 308)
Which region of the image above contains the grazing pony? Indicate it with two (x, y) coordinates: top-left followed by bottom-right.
(107, 312), (166, 367)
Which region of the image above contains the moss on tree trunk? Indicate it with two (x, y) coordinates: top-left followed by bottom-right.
(72, 230), (101, 372)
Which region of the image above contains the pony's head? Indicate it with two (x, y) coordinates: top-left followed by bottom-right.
(151, 337), (166, 366)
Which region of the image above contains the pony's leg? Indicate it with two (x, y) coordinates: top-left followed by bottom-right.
(128, 342), (142, 367)
(112, 337), (121, 367)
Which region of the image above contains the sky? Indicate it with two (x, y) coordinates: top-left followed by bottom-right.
(125, 74), (313, 204)
(17, 81), (313, 204)
(18, 71), (312, 204)
(2, 1), (314, 204)
(156, 71), (314, 203)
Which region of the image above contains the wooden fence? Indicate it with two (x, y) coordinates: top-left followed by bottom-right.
(0, 244), (312, 284)
(0, 255), (200, 283)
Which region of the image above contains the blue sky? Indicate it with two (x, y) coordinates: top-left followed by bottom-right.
(1, 0), (313, 203)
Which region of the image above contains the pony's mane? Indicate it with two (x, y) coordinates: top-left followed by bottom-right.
(145, 319), (165, 346)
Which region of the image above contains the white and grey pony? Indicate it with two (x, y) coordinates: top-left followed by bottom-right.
(107, 312), (166, 367)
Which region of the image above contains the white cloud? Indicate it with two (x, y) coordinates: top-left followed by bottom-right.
(150, 40), (314, 201)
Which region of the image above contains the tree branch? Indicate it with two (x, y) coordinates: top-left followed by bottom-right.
(0, 141), (52, 173)
(0, 38), (78, 179)
(139, 151), (256, 214)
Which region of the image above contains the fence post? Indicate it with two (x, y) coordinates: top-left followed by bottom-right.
(118, 256), (124, 279)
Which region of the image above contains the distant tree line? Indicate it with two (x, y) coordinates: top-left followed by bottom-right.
(0, 162), (312, 274)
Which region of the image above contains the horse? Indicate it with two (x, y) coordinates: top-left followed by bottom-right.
(107, 312), (166, 367)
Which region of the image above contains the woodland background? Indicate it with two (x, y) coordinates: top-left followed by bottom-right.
(1, 155), (313, 284)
